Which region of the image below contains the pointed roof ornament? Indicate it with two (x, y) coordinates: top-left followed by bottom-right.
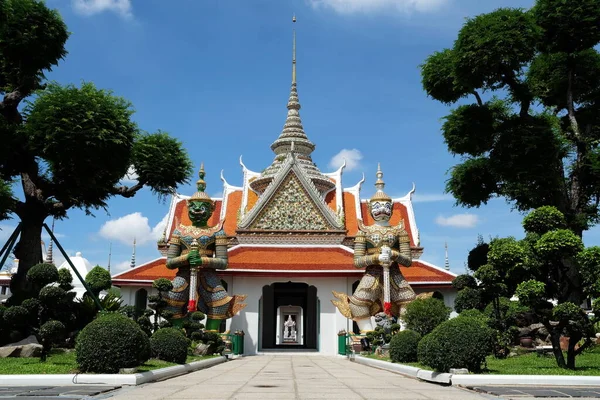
(45, 219), (55, 265)
(249, 16), (334, 195)
(445, 241), (450, 271)
(130, 237), (136, 269)
(292, 14), (297, 84)
(190, 162), (212, 202)
(269, 14), (315, 158)
(107, 242), (112, 274)
(370, 163), (392, 203)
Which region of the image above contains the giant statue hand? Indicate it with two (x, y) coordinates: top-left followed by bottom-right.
(378, 246), (391, 265)
(188, 250), (202, 267)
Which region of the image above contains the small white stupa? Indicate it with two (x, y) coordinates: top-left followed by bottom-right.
(58, 252), (95, 299)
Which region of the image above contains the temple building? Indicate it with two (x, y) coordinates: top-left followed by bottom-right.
(112, 22), (457, 354)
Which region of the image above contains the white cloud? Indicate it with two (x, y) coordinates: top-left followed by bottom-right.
(120, 166), (139, 184)
(112, 261), (131, 275)
(435, 213), (480, 228)
(329, 149), (363, 172)
(98, 212), (168, 246)
(307, 0), (448, 14)
(412, 193), (453, 203)
(72, 0), (132, 18)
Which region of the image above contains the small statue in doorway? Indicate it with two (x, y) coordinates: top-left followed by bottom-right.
(283, 315), (297, 341)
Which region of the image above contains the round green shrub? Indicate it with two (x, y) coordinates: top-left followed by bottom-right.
(40, 320), (65, 342)
(152, 278), (173, 293)
(57, 268), (74, 291)
(3, 306), (29, 330)
(27, 263), (59, 288)
(454, 287), (483, 313)
(76, 312), (150, 373)
(389, 330), (421, 363)
(403, 298), (451, 336)
(522, 206), (566, 235)
(150, 328), (189, 364)
(39, 286), (67, 304)
(452, 274), (477, 290)
(418, 317), (494, 372)
(85, 266), (112, 296)
(459, 309), (487, 321)
(21, 298), (41, 320)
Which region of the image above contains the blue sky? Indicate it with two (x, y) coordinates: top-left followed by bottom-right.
(4, 0), (597, 276)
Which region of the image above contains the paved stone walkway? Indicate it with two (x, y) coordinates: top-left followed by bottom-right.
(105, 355), (491, 400)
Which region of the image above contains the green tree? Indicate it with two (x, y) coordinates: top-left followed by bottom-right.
(0, 0), (193, 296)
(420, 1), (600, 236)
(481, 206), (600, 369)
(402, 297), (451, 336)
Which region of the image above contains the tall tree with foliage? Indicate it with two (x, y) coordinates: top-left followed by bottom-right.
(421, 0), (600, 236)
(469, 206), (600, 369)
(0, 0), (193, 297)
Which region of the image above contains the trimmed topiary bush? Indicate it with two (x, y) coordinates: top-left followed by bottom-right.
(454, 287), (484, 313)
(418, 316), (494, 373)
(150, 328), (189, 364)
(39, 320), (65, 362)
(403, 297), (451, 336)
(389, 329), (421, 363)
(3, 306), (29, 331)
(85, 266), (112, 296)
(27, 263), (59, 294)
(76, 312), (150, 373)
(57, 268), (74, 291)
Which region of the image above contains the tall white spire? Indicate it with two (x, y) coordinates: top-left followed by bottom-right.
(107, 242), (112, 274)
(444, 241), (450, 271)
(130, 238), (136, 268)
(45, 219), (55, 265)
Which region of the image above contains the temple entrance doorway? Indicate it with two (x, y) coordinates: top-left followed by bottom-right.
(259, 282), (318, 350)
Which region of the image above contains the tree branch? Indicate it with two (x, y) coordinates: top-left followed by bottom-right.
(472, 91), (483, 106)
(113, 182), (145, 198)
(567, 69), (581, 138)
(502, 71), (530, 118)
(0, 89), (25, 124)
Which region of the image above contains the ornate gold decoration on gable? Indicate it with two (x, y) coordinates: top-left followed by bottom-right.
(248, 173), (332, 231)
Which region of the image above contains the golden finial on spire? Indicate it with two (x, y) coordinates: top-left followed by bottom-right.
(292, 15), (297, 84)
(370, 163), (391, 202)
(190, 162), (212, 202)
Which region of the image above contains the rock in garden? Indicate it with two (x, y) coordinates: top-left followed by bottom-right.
(529, 323), (544, 336)
(518, 327), (532, 338)
(0, 343), (42, 358)
(193, 343), (210, 356)
(7, 335), (40, 346)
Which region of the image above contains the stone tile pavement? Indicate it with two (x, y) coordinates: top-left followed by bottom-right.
(104, 355), (492, 400)
(0, 385), (119, 399)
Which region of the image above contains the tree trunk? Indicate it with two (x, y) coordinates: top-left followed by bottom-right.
(566, 334), (581, 369)
(10, 210), (47, 300)
(549, 328), (567, 368)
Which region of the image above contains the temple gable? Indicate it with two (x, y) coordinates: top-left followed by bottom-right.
(248, 172), (331, 231)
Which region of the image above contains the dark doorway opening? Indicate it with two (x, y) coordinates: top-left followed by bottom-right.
(260, 282), (318, 350)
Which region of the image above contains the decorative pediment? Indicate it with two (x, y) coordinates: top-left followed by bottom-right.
(238, 154), (344, 231)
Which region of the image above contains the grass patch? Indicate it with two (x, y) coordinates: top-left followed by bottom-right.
(0, 350), (215, 375)
(363, 346), (600, 376)
(484, 347), (600, 376)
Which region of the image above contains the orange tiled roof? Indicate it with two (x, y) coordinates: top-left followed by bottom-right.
(325, 190), (336, 212)
(112, 248), (454, 284)
(170, 189), (415, 245)
(361, 202), (416, 247)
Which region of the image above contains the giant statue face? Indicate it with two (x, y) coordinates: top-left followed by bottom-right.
(369, 200), (392, 222)
(187, 199), (213, 227)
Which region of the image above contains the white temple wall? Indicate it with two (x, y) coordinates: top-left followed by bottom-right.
(227, 275), (357, 355)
